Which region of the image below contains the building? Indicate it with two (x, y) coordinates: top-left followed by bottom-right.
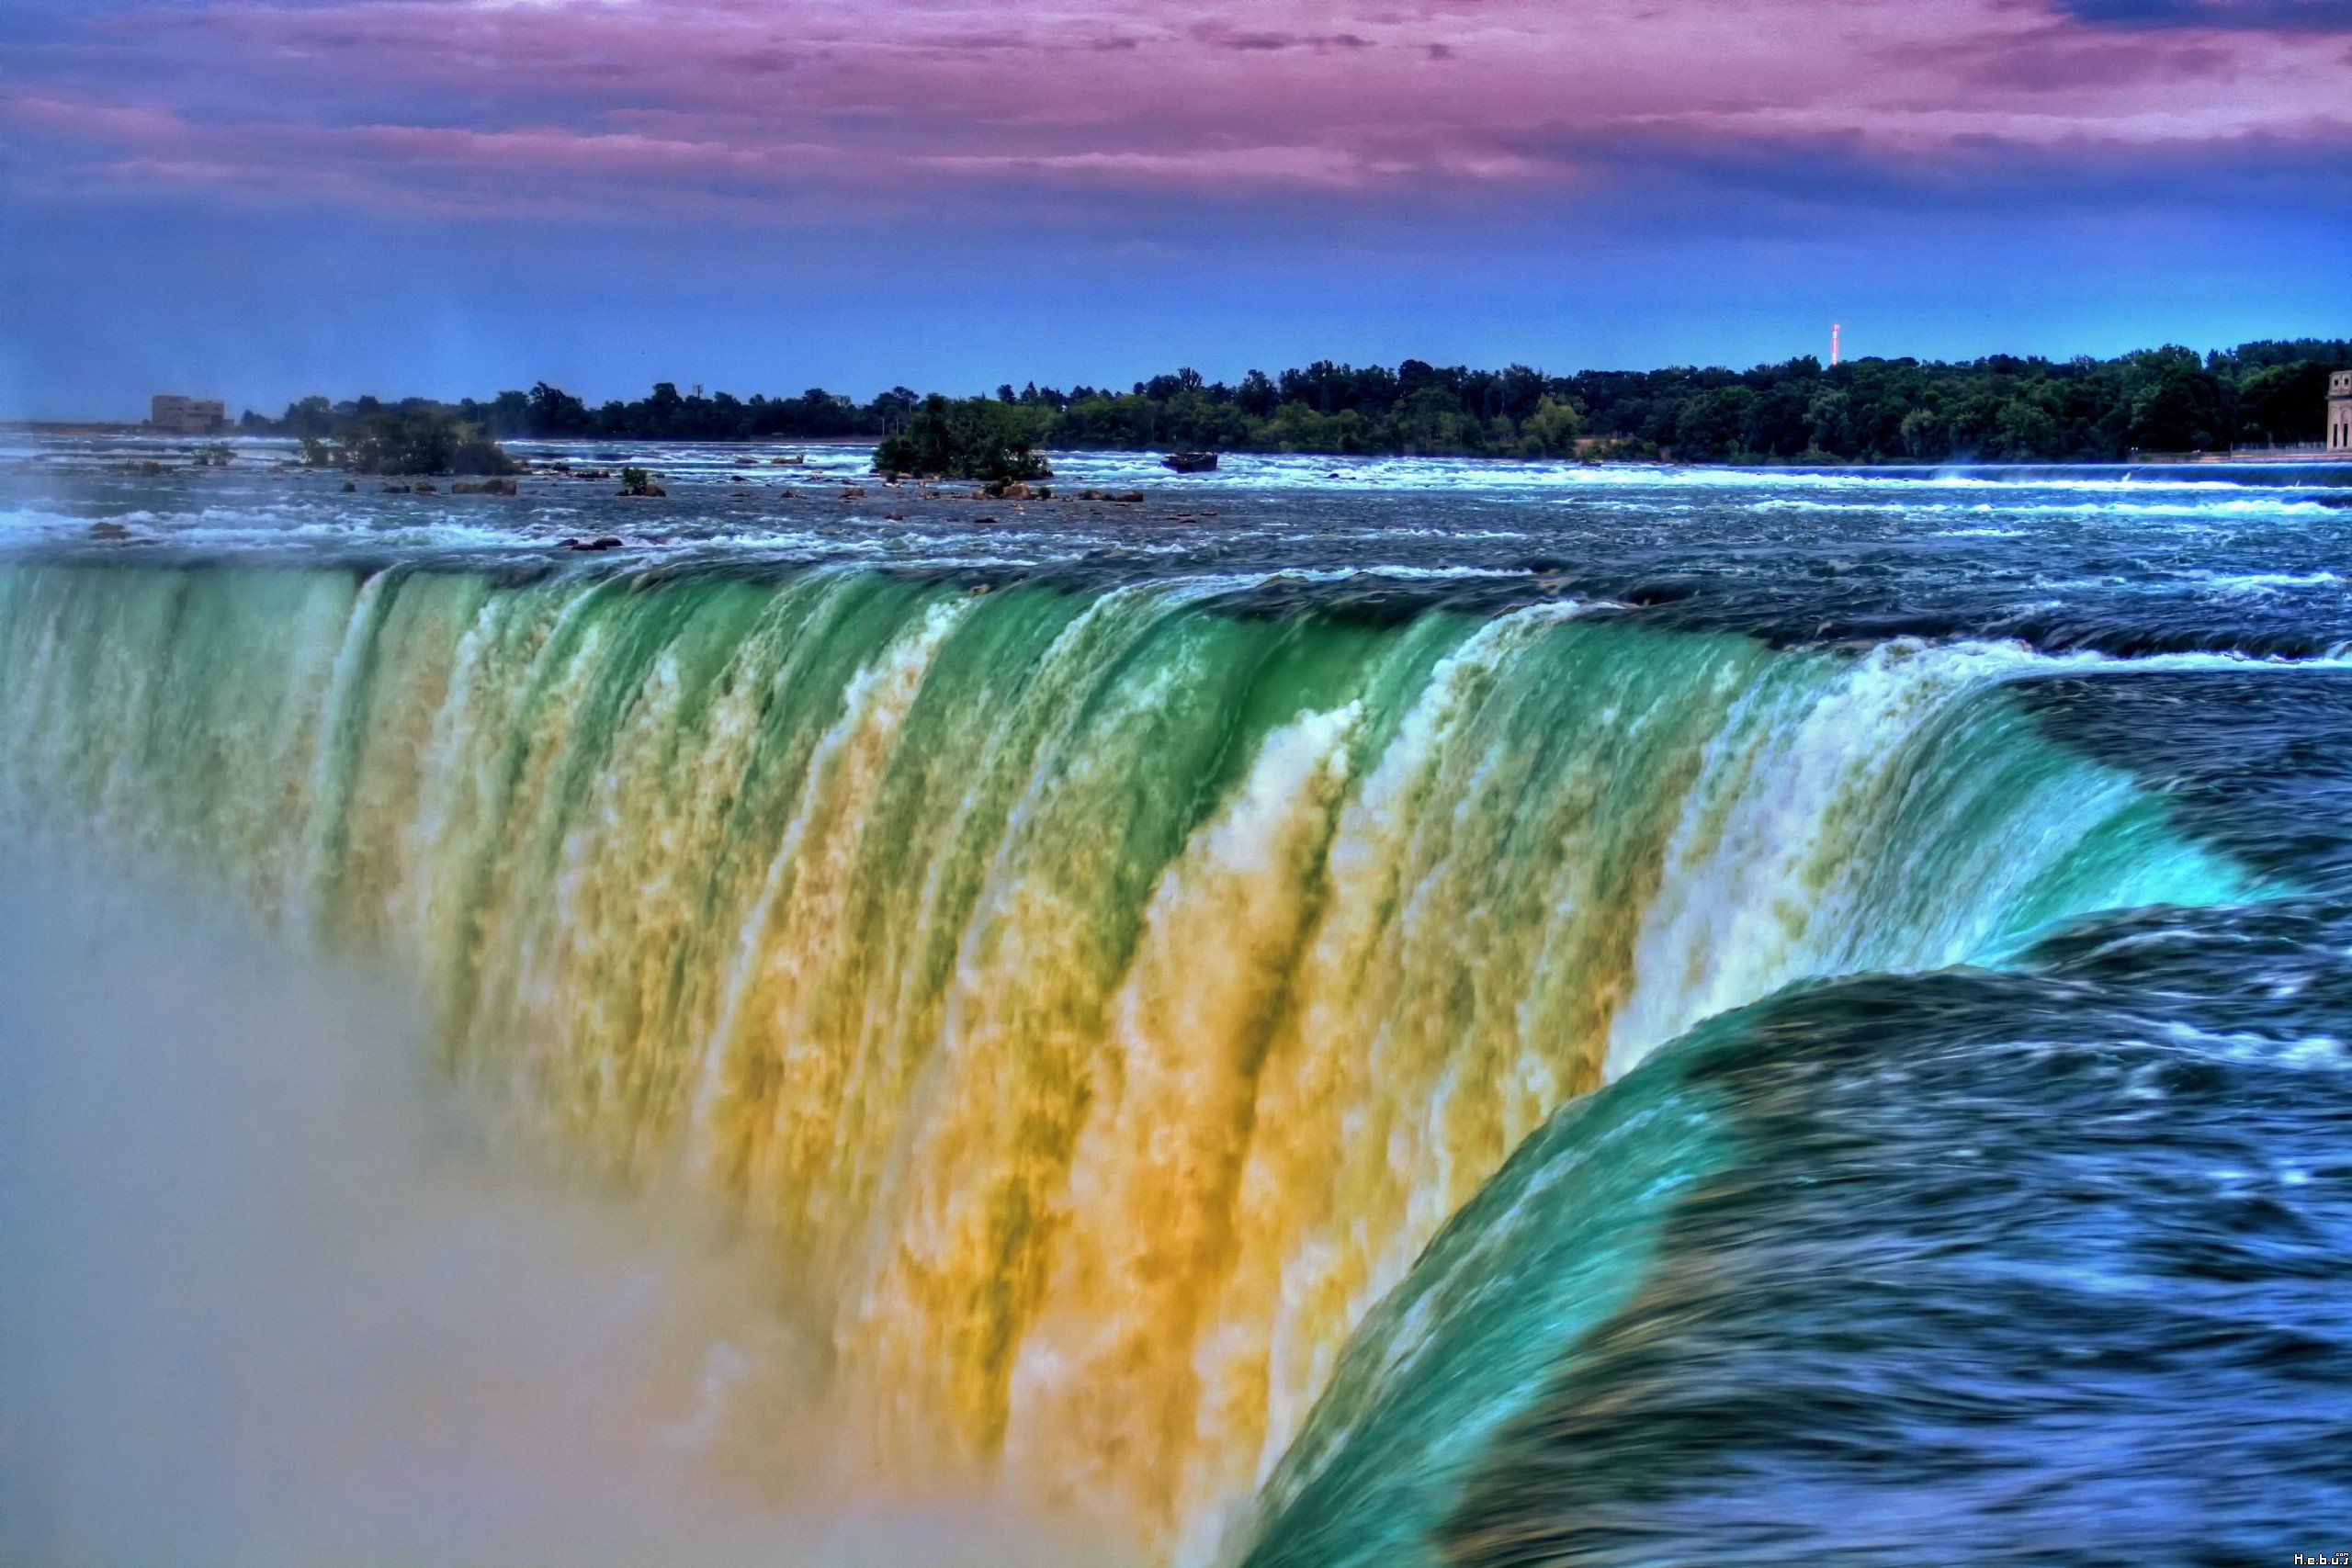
(149, 394), (226, 434)
(2332, 370), (2352, 455)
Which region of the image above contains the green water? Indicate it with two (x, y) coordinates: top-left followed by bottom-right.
(0, 559), (2250, 1555)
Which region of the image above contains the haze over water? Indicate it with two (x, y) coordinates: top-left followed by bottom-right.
(3, 439), (2350, 1565)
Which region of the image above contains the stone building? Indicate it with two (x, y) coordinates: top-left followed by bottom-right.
(2331, 370), (2352, 455)
(149, 394), (226, 434)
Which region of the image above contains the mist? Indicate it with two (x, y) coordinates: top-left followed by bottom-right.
(0, 860), (1102, 1568)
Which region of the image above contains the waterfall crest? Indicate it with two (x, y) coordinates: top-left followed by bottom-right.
(0, 561), (2246, 1554)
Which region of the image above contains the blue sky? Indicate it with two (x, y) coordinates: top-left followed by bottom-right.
(3, 0), (2346, 417)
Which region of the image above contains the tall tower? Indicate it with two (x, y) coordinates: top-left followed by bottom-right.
(2330, 369), (2352, 455)
(1831, 323), (1841, 368)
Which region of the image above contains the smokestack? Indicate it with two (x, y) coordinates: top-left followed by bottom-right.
(1831, 323), (1841, 368)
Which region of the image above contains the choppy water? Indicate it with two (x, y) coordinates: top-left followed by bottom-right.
(9, 434), (2352, 654)
(3, 432), (2349, 1565)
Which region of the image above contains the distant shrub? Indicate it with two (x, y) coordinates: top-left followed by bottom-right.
(875, 395), (1051, 482)
(1514, 395), (1585, 458)
(314, 410), (516, 476)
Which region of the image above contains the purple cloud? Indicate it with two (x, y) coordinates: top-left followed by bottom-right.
(4, 0), (2346, 220)
(4, 0), (2346, 414)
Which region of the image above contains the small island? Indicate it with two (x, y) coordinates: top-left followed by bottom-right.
(874, 394), (1052, 482)
(300, 406), (517, 478)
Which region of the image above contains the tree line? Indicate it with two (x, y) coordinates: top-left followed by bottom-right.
(242, 338), (2351, 464)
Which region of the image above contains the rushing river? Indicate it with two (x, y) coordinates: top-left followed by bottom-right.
(3, 435), (2348, 1566)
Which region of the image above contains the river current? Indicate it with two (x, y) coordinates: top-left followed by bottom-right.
(2, 434), (2346, 1566)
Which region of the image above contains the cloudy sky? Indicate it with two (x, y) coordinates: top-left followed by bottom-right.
(2, 0), (2346, 415)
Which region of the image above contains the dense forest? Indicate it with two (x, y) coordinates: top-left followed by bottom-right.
(243, 339), (2351, 464)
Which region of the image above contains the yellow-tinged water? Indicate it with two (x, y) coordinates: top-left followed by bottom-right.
(0, 561), (2247, 1560)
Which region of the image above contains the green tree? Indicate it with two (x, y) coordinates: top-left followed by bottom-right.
(1396, 386), (1479, 452)
(281, 396), (335, 438)
(1995, 399), (2063, 460)
(1899, 407), (1947, 460)
(331, 409), (516, 475)
(1804, 389), (1855, 456)
(875, 395), (1051, 481)
(2125, 351), (2230, 453)
(1673, 387), (1756, 461)
(1739, 383), (1815, 458)
(1943, 390), (2008, 457)
(2237, 362), (2336, 445)
(1265, 400), (1340, 451)
(1517, 395), (1585, 457)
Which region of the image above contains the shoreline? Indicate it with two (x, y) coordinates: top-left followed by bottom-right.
(8, 422), (2346, 475)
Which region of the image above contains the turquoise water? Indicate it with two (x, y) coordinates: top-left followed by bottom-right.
(3, 436), (2348, 1564)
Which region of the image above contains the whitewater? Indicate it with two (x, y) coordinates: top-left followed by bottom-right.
(3, 436), (2347, 1566)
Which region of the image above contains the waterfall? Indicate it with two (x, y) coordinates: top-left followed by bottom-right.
(0, 560), (2247, 1556)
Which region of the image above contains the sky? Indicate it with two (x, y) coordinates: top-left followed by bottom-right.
(1, 0), (2347, 417)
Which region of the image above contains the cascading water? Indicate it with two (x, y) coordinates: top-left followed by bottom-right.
(1232, 894), (2352, 1568)
(0, 556), (2252, 1558)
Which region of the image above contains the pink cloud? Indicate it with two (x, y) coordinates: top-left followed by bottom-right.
(6, 0), (2347, 217)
